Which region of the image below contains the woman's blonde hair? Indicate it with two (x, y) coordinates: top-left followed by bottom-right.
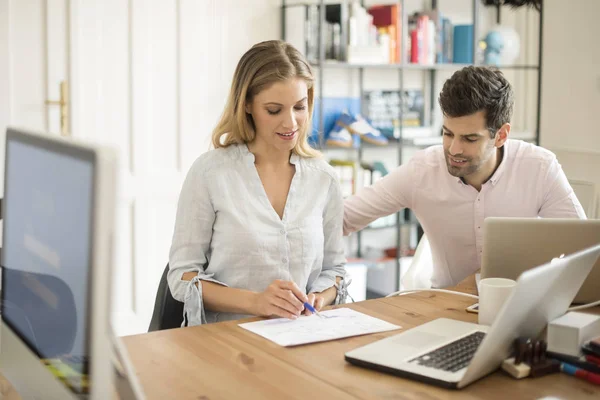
(211, 40), (319, 158)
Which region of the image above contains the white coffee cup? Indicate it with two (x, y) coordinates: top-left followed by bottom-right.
(478, 278), (516, 326)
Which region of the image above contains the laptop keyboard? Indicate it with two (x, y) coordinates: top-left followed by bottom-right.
(409, 331), (486, 373)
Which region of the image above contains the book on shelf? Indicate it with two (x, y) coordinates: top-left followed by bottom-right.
(367, 3), (402, 63)
(408, 10), (456, 64)
(284, 4), (478, 67)
(284, 2), (404, 65)
(283, 3), (348, 63)
(361, 90), (425, 139)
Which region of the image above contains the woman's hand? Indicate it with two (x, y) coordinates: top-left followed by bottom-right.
(251, 280), (308, 319)
(302, 293), (325, 316)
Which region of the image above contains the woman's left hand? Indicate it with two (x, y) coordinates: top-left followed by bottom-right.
(302, 293), (325, 316)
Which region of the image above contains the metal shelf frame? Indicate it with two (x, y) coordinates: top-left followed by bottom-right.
(281, 0), (543, 293)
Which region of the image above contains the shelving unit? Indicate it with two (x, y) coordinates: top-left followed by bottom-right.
(312, 61), (539, 70)
(281, 0), (543, 295)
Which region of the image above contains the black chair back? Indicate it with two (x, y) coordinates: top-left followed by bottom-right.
(148, 263), (185, 332)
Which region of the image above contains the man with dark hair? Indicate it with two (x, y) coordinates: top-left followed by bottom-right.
(343, 66), (585, 288)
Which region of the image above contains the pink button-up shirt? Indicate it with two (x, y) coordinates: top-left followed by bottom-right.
(343, 139), (586, 287)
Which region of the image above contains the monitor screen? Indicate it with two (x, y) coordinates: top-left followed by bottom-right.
(1, 134), (95, 393)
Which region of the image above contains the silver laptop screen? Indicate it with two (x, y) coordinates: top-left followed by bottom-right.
(1, 134), (95, 392)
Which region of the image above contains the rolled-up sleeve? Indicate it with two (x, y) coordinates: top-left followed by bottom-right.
(538, 157), (587, 219)
(308, 178), (347, 302)
(168, 161), (227, 325)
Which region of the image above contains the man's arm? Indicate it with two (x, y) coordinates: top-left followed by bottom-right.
(538, 158), (587, 219)
(343, 161), (415, 235)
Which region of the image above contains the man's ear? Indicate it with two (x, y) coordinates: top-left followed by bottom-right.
(495, 123), (510, 147)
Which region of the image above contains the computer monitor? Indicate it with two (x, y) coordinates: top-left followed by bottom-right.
(0, 127), (117, 399)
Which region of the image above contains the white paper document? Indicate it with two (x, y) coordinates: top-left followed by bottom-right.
(238, 308), (402, 346)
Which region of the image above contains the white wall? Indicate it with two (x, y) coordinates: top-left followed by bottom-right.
(0, 0), (282, 335)
(540, 0), (600, 218)
(540, 0), (600, 153)
(0, 1), (9, 194)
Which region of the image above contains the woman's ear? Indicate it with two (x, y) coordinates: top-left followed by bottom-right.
(245, 102), (252, 114)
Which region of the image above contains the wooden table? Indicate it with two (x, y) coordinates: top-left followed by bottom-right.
(122, 290), (600, 400)
(2, 275), (598, 399)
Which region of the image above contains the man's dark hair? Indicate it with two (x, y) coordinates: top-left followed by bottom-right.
(438, 66), (514, 138)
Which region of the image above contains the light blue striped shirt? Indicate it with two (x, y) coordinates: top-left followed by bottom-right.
(168, 143), (347, 325)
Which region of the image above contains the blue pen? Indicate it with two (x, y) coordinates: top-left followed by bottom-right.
(304, 302), (324, 319)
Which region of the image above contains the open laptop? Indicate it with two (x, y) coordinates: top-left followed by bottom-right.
(481, 217), (600, 303)
(345, 243), (600, 389)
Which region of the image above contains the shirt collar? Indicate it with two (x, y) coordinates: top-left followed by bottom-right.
(241, 142), (299, 165)
(240, 142), (255, 165)
(487, 142), (508, 186)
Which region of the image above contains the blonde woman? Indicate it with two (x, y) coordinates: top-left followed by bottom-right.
(168, 40), (348, 326)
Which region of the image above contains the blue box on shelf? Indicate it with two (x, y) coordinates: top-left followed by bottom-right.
(453, 24), (474, 64)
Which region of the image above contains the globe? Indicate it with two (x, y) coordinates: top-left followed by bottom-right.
(484, 25), (521, 66)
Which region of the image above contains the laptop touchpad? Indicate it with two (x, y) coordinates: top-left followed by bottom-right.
(393, 330), (447, 349)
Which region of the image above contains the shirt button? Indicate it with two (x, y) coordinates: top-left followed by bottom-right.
(282, 257), (288, 263)
(280, 229), (286, 234)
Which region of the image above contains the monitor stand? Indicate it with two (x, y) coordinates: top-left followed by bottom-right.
(0, 323), (81, 400)
(110, 331), (145, 400)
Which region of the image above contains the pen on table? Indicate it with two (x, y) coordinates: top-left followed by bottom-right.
(560, 362), (600, 385)
(549, 352), (600, 374)
(304, 302), (324, 319)
(585, 354), (600, 366)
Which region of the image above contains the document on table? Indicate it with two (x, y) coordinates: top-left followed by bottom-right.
(238, 308), (402, 346)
